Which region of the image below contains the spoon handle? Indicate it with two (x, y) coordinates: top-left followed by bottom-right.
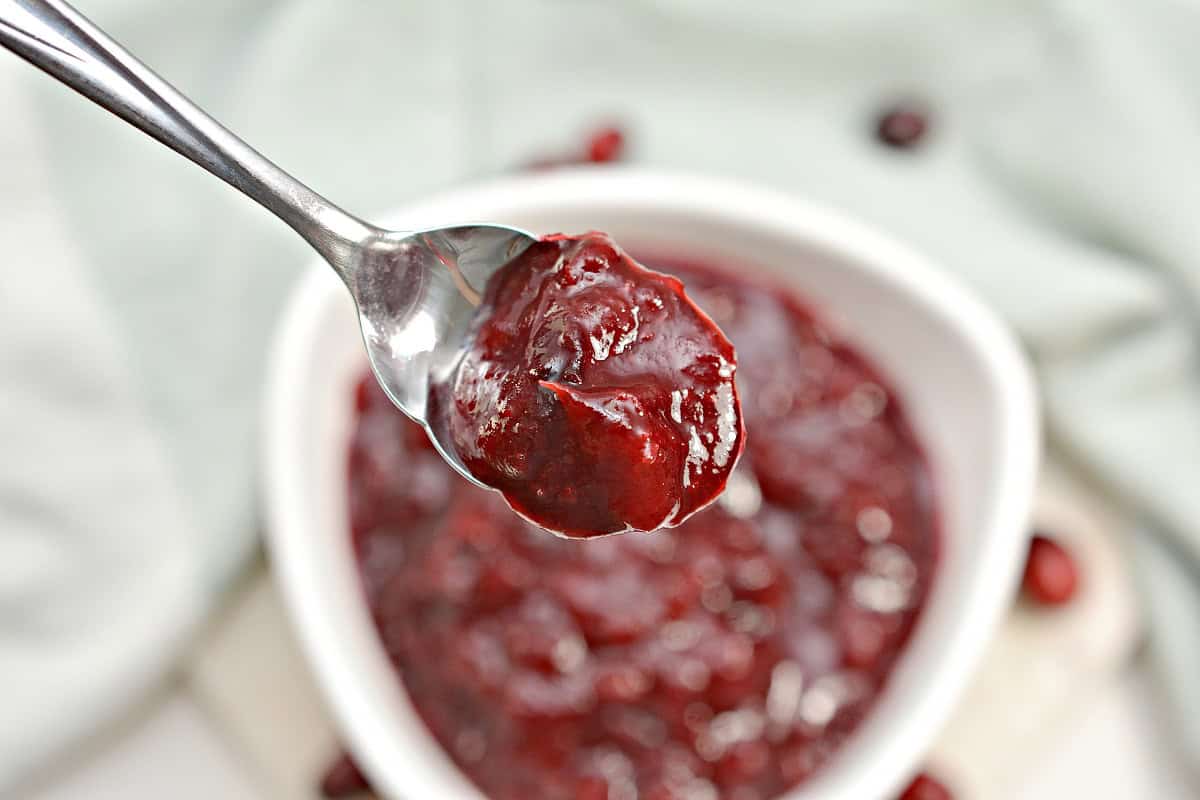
(0, 0), (375, 276)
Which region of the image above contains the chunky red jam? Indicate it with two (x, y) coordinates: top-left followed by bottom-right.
(350, 257), (938, 800)
(438, 233), (744, 537)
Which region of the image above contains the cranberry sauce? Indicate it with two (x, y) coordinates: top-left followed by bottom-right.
(439, 233), (744, 537)
(349, 256), (938, 800)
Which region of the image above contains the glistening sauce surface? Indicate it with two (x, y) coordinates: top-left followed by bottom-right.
(438, 233), (744, 537)
(348, 256), (938, 800)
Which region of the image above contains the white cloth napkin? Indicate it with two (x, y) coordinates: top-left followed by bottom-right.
(2, 0), (1198, 791)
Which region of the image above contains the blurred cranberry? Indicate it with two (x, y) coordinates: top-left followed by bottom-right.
(875, 106), (929, 149)
(1022, 534), (1079, 606)
(586, 126), (625, 163)
(898, 771), (953, 800)
(354, 375), (375, 413)
(320, 752), (370, 798)
(524, 124), (627, 170)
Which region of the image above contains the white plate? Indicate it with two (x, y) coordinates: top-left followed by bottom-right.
(262, 168), (1040, 800)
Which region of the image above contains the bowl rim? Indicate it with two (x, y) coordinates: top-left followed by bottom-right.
(263, 167), (1040, 800)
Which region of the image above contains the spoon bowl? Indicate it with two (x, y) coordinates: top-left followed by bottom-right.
(348, 224), (535, 486)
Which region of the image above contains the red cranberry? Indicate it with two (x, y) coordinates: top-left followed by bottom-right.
(898, 772), (953, 800)
(525, 124), (627, 170)
(1022, 534), (1079, 606)
(586, 126), (625, 163)
(875, 106), (929, 149)
(354, 375), (375, 413)
(320, 752), (370, 798)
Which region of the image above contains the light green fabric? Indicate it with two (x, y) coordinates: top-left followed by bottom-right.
(1, 0), (1197, 789)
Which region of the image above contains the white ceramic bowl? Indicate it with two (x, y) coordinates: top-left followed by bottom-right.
(263, 169), (1039, 800)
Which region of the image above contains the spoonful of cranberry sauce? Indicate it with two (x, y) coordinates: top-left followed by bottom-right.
(432, 232), (745, 537)
(0, 1), (743, 538)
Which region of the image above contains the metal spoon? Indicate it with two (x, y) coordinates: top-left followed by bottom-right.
(0, 0), (534, 487)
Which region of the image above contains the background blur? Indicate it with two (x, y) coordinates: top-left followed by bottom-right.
(2, 1), (1199, 798)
